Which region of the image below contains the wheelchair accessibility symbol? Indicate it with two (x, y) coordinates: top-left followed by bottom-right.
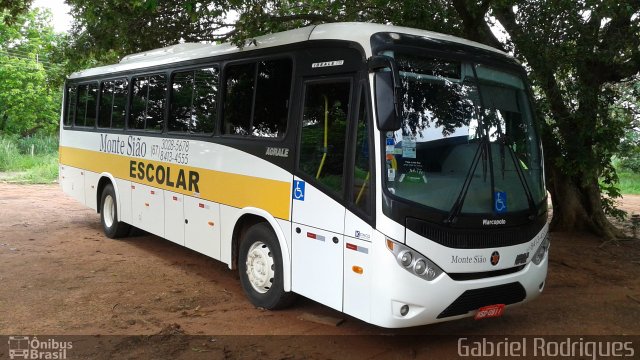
(293, 180), (305, 201)
(494, 191), (507, 213)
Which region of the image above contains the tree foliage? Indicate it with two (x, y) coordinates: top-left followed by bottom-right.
(64, 0), (640, 237)
(64, 0), (468, 61)
(615, 81), (640, 172)
(64, 0), (233, 66)
(0, 0), (33, 24)
(0, 8), (67, 136)
(487, 1), (640, 237)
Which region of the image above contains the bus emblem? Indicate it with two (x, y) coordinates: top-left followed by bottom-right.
(490, 251), (500, 266)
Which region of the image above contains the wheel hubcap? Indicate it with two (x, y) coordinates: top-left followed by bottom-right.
(245, 241), (275, 294)
(103, 195), (115, 228)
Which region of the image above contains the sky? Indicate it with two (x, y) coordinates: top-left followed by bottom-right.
(32, 0), (73, 33)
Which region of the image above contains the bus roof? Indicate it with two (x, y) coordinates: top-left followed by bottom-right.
(69, 22), (509, 79)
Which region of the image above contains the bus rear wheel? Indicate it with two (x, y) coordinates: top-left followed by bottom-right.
(238, 223), (296, 309)
(100, 184), (130, 238)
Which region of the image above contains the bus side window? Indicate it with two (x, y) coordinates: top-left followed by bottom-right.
(222, 59), (292, 137)
(299, 81), (351, 196)
(75, 83), (98, 127)
(192, 68), (218, 133)
(99, 79), (128, 129)
(252, 59), (292, 137)
(170, 71), (195, 132)
(111, 79), (128, 129)
(146, 75), (166, 131)
(98, 81), (115, 128)
(64, 85), (77, 127)
(351, 87), (372, 215)
(131, 76), (148, 129)
(131, 74), (166, 131)
(223, 63), (255, 135)
(170, 67), (218, 134)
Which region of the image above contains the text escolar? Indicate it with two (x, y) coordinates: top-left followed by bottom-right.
(129, 160), (200, 193)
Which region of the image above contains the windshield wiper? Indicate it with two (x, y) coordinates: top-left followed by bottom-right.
(501, 134), (538, 218)
(445, 137), (487, 224)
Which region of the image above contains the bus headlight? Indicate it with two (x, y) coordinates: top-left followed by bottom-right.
(531, 232), (550, 265)
(387, 238), (443, 281)
(399, 251), (413, 267)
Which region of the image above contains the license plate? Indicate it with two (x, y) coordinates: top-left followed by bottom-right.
(474, 304), (505, 320)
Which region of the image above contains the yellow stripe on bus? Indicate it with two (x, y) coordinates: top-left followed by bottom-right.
(59, 146), (291, 220)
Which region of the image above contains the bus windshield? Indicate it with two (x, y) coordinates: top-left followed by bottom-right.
(384, 53), (545, 217)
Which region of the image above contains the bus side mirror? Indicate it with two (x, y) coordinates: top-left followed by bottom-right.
(368, 55), (402, 131)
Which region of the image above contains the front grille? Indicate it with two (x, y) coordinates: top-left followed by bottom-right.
(437, 282), (526, 319)
(448, 265), (525, 281)
(406, 217), (545, 249)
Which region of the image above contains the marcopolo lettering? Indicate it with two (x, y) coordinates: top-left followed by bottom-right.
(130, 160), (199, 193)
(482, 219), (506, 226)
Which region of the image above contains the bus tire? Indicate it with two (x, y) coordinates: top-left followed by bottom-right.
(100, 184), (130, 239)
(239, 223), (296, 310)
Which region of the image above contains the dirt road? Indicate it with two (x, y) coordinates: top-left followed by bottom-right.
(0, 184), (639, 358)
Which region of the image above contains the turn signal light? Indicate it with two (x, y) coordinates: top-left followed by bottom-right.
(352, 266), (364, 274)
(386, 239), (394, 251)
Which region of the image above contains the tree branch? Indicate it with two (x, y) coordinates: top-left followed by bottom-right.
(266, 13), (336, 24)
(595, 8), (640, 83)
(450, 0), (505, 50)
(492, 4), (572, 122)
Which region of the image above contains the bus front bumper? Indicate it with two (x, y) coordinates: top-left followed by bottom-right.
(366, 238), (549, 328)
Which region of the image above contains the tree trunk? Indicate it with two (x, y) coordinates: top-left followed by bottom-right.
(0, 113), (7, 131)
(546, 161), (625, 239)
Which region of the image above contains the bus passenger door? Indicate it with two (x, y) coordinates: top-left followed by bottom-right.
(291, 78), (353, 311)
(342, 85), (375, 322)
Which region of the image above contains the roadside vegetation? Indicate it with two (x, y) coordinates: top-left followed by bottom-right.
(613, 153), (640, 195)
(617, 172), (640, 195)
(0, 8), (64, 184)
(0, 134), (58, 183)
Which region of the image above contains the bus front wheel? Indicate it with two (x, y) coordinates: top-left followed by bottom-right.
(238, 223), (296, 309)
(100, 184), (130, 238)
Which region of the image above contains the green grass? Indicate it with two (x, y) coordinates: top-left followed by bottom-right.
(617, 172), (640, 195)
(0, 134), (59, 184)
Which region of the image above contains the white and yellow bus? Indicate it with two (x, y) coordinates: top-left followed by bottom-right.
(59, 22), (550, 328)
